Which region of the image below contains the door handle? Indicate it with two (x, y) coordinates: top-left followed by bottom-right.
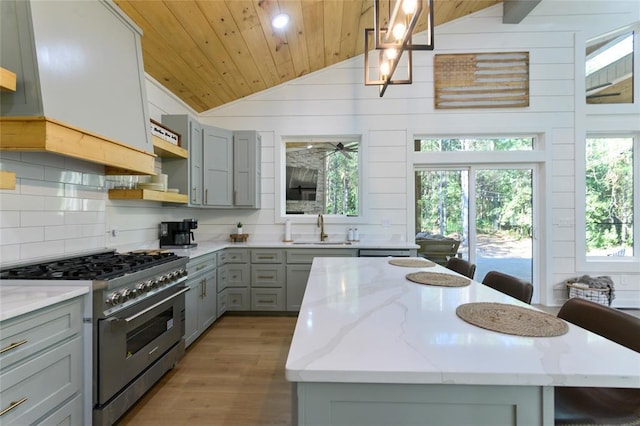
(110, 287), (188, 323)
(0, 339), (27, 354)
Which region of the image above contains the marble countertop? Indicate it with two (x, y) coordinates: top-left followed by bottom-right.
(0, 285), (90, 322)
(285, 257), (640, 388)
(169, 240), (418, 259)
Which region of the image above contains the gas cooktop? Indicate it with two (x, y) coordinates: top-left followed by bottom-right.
(0, 250), (180, 281)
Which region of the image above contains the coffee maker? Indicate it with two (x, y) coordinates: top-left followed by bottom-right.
(159, 219), (198, 248)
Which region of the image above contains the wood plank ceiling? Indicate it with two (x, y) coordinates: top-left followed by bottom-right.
(114, 0), (502, 113)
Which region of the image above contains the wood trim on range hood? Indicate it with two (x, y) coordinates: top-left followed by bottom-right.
(0, 116), (155, 175)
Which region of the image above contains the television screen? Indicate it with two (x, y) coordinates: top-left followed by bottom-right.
(286, 166), (318, 201)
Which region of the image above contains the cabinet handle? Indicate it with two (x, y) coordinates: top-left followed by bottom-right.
(257, 256), (274, 260)
(205, 188), (208, 204)
(0, 339), (27, 354)
(257, 299), (271, 304)
(258, 275), (274, 279)
(233, 190), (237, 205)
(203, 278), (207, 297)
(200, 279), (205, 298)
(0, 397), (28, 417)
(195, 264), (206, 272)
(192, 187), (197, 202)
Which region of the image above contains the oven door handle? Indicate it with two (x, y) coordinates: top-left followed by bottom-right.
(110, 287), (189, 324)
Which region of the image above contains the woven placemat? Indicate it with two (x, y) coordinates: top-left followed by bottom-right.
(456, 302), (569, 337)
(406, 271), (470, 287)
(389, 258), (436, 268)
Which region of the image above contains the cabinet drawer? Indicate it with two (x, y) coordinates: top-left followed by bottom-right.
(223, 264), (250, 287)
(226, 288), (250, 311)
(250, 288), (285, 311)
(34, 392), (83, 426)
(217, 289), (228, 318)
(251, 249), (283, 263)
(251, 264), (285, 288)
(217, 249), (249, 265)
(0, 298), (82, 373)
(285, 249), (356, 264)
(0, 336), (82, 425)
(187, 253), (216, 276)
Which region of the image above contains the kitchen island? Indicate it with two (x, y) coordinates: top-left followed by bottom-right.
(285, 257), (640, 426)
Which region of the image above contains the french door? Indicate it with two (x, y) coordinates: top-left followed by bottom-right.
(415, 166), (535, 285)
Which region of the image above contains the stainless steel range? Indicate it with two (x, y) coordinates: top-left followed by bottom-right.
(0, 250), (189, 426)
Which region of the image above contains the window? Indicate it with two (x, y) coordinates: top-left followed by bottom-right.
(283, 137), (360, 216)
(586, 29), (635, 104)
(415, 137), (534, 152)
(585, 136), (635, 258)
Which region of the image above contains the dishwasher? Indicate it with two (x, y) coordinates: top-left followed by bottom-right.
(358, 249), (413, 257)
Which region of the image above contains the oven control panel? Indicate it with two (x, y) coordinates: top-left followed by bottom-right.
(101, 267), (187, 315)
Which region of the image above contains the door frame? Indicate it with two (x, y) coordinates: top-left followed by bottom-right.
(413, 163), (541, 302)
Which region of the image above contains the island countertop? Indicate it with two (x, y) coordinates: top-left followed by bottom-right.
(285, 257), (640, 389)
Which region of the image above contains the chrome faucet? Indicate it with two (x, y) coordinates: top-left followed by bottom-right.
(317, 214), (328, 242)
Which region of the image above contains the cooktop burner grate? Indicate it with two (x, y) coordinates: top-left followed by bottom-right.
(0, 251), (180, 280)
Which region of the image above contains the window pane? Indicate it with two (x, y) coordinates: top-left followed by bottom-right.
(585, 137), (634, 257)
(415, 137), (533, 152)
(586, 30), (634, 104)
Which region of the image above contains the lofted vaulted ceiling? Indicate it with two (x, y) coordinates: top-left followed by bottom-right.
(113, 0), (502, 112)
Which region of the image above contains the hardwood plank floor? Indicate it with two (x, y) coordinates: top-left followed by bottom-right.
(117, 315), (297, 426)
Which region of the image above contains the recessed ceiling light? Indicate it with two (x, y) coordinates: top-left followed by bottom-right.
(272, 13), (290, 29)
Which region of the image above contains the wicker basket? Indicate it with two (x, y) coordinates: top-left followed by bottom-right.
(566, 282), (611, 306)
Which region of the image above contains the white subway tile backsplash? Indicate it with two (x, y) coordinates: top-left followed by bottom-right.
(0, 211), (20, 228)
(65, 236), (105, 254)
(45, 225), (83, 241)
(64, 183), (105, 200)
(20, 179), (64, 197)
(64, 211), (103, 225)
(0, 226), (44, 245)
(44, 168), (83, 184)
(0, 194), (46, 211)
(0, 244), (21, 264)
(20, 241), (66, 261)
(44, 197), (83, 211)
(0, 159), (45, 180)
(82, 173), (106, 188)
(22, 152), (67, 168)
(83, 199), (106, 212)
(21, 211), (65, 227)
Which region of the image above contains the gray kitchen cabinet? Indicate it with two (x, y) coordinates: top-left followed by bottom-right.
(185, 254), (217, 347)
(0, 297), (84, 425)
(161, 115), (203, 207)
(160, 115), (260, 209)
(217, 249), (250, 311)
(251, 249), (285, 311)
(285, 249), (357, 311)
(233, 131), (262, 209)
(0, 0), (152, 154)
(203, 125), (233, 207)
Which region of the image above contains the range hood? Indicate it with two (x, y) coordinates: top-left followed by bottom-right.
(0, 0), (155, 175)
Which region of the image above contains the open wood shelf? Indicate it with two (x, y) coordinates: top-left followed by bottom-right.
(152, 135), (187, 158)
(0, 170), (16, 189)
(0, 67), (16, 91)
(108, 188), (188, 203)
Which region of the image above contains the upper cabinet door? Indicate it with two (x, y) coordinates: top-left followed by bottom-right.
(203, 125), (233, 207)
(0, 0), (152, 153)
(233, 131), (261, 209)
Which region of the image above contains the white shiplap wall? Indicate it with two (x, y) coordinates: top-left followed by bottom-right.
(1, 1), (638, 307)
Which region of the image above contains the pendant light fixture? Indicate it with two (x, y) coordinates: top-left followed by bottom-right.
(364, 0), (434, 96)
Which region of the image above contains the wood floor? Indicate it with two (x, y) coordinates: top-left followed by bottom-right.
(117, 315), (298, 426)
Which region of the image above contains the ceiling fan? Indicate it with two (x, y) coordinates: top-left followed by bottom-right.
(322, 142), (358, 159)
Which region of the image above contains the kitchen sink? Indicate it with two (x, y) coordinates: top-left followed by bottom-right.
(292, 241), (352, 246)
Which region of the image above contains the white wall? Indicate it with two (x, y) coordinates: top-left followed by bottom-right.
(1, 0), (638, 307)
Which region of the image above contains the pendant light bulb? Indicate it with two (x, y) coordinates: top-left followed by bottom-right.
(380, 61), (390, 79)
(402, 0), (418, 15)
(384, 48), (398, 60)
(392, 23), (406, 42)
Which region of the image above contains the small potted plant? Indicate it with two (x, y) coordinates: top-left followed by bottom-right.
(236, 222), (243, 235)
